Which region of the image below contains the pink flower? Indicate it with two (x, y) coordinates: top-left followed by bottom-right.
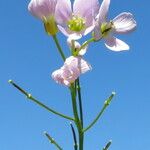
(94, 0), (137, 51)
(52, 56), (91, 86)
(55, 0), (100, 40)
(28, 0), (58, 35)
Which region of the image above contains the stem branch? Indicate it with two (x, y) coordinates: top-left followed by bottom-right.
(103, 140), (112, 150)
(83, 92), (116, 132)
(44, 132), (63, 150)
(9, 80), (74, 121)
(70, 123), (78, 150)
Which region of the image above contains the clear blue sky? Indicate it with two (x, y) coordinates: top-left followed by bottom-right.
(0, 0), (149, 150)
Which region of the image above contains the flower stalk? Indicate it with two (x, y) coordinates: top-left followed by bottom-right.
(44, 131), (63, 150)
(52, 35), (66, 61)
(8, 80), (74, 121)
(70, 123), (78, 150)
(103, 140), (112, 150)
(83, 92), (116, 132)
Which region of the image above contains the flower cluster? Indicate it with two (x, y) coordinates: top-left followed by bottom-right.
(28, 0), (137, 86)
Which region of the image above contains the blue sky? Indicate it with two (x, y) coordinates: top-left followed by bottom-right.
(0, 0), (150, 150)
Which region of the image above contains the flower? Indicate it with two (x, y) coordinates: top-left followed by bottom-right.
(28, 0), (58, 35)
(52, 56), (91, 86)
(67, 38), (88, 56)
(55, 0), (100, 39)
(93, 0), (137, 51)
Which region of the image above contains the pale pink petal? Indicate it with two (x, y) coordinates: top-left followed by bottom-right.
(74, 41), (81, 49)
(52, 68), (71, 86)
(62, 65), (80, 82)
(52, 69), (64, 84)
(64, 56), (92, 74)
(105, 36), (129, 51)
(78, 42), (88, 56)
(93, 23), (102, 40)
(68, 33), (82, 40)
(113, 12), (137, 34)
(98, 0), (110, 23)
(28, 0), (57, 20)
(57, 25), (70, 37)
(83, 25), (95, 36)
(58, 25), (82, 39)
(67, 38), (81, 49)
(55, 0), (72, 25)
(73, 0), (99, 26)
(77, 57), (92, 73)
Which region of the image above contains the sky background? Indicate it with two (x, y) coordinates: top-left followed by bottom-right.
(0, 0), (149, 150)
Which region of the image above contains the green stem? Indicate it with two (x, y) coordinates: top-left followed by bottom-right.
(70, 123), (78, 150)
(70, 84), (83, 150)
(79, 38), (94, 51)
(103, 140), (112, 150)
(76, 78), (84, 150)
(76, 78), (83, 127)
(73, 38), (94, 56)
(52, 35), (66, 61)
(44, 132), (63, 150)
(83, 92), (116, 132)
(9, 80), (74, 121)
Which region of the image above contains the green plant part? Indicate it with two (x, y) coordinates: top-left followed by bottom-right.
(43, 16), (58, 35)
(68, 16), (85, 32)
(101, 21), (114, 37)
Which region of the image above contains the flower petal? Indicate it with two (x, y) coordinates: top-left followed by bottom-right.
(105, 36), (129, 51)
(57, 25), (70, 37)
(98, 0), (110, 23)
(67, 38), (81, 49)
(58, 25), (82, 40)
(93, 23), (102, 40)
(55, 0), (72, 25)
(64, 56), (92, 74)
(78, 42), (88, 56)
(52, 68), (72, 86)
(68, 33), (82, 40)
(83, 24), (95, 36)
(73, 0), (99, 26)
(113, 12), (137, 34)
(28, 0), (57, 20)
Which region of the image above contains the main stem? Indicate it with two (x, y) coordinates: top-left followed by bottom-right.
(76, 78), (84, 150)
(76, 78), (83, 127)
(70, 84), (83, 150)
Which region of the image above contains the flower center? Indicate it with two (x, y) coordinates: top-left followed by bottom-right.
(100, 21), (113, 37)
(68, 16), (85, 32)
